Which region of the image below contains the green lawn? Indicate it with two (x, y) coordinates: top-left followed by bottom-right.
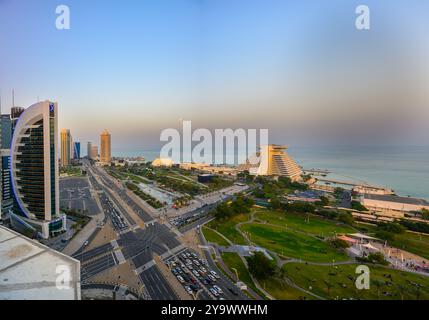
(240, 223), (349, 263)
(202, 227), (230, 246)
(283, 263), (429, 300)
(254, 209), (355, 237)
(208, 213), (250, 245)
(389, 232), (429, 261)
(221, 252), (264, 297)
(262, 277), (314, 300)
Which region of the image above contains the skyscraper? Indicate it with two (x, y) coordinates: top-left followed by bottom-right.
(61, 128), (71, 166)
(1, 114), (12, 149)
(100, 129), (111, 163)
(87, 142), (92, 159)
(1, 149), (12, 219)
(74, 142), (81, 159)
(90, 145), (98, 160)
(9, 101), (65, 239)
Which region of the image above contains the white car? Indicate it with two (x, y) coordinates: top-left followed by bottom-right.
(184, 286), (193, 295)
(192, 270), (200, 277)
(193, 260), (200, 266)
(177, 275), (185, 283)
(208, 274), (217, 282)
(209, 288), (219, 297)
(210, 270), (220, 279)
(213, 285), (223, 294)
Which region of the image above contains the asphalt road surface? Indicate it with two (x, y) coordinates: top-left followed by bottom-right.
(139, 266), (178, 300)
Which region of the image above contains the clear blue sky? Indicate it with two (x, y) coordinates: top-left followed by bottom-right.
(1, 0), (428, 152)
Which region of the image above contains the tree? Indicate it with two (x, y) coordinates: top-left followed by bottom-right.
(351, 201), (368, 211)
(246, 252), (277, 280)
(328, 238), (350, 250)
(323, 280), (332, 297)
(338, 212), (355, 225)
(421, 208), (429, 221)
(316, 196), (330, 206)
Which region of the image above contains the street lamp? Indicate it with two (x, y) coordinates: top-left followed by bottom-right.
(231, 267), (239, 283)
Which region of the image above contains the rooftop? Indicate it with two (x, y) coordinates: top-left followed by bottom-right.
(0, 225), (81, 300)
(363, 194), (429, 206)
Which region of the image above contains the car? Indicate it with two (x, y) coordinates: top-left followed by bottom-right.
(213, 285), (223, 294)
(184, 286), (193, 295)
(190, 284), (199, 291)
(177, 276), (185, 283)
(188, 264), (193, 270)
(209, 288), (219, 297)
(193, 260), (200, 266)
(208, 274), (216, 282)
(228, 287), (238, 296)
(210, 270), (220, 279)
(192, 270), (200, 277)
(201, 267), (207, 273)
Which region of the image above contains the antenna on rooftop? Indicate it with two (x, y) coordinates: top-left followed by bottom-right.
(12, 89), (15, 108)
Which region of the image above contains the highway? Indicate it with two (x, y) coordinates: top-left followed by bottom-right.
(79, 160), (247, 300)
(81, 252), (118, 282)
(139, 265), (178, 300)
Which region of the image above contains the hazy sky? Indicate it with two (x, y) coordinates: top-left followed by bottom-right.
(1, 0), (428, 154)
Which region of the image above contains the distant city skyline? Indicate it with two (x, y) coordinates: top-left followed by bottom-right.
(1, 0), (429, 149)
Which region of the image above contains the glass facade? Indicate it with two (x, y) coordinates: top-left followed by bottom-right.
(15, 119), (45, 220)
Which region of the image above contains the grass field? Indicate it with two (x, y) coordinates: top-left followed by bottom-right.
(240, 223), (349, 262)
(262, 277), (314, 300)
(208, 213), (249, 245)
(254, 209), (356, 237)
(202, 227), (230, 246)
(389, 232), (429, 261)
(283, 263), (429, 300)
(220, 252), (265, 297)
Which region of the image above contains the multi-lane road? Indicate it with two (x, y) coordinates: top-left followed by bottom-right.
(78, 161), (248, 300)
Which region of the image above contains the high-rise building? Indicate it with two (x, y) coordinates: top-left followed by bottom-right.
(90, 145), (98, 160)
(1, 149), (13, 220)
(100, 129), (111, 163)
(87, 142), (92, 159)
(240, 145), (302, 181)
(10, 101), (65, 239)
(70, 134), (74, 160)
(74, 142), (81, 159)
(11, 106), (25, 135)
(1, 114), (12, 149)
(60, 128), (71, 166)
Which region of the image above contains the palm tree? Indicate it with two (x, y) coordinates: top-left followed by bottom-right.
(324, 280), (332, 297)
(372, 280), (383, 300)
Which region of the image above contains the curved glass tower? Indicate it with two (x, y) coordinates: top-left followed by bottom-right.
(10, 101), (65, 239)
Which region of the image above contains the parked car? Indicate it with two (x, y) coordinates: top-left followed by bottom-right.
(209, 288), (219, 297)
(213, 285), (223, 294)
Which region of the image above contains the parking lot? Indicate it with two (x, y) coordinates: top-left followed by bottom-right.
(60, 177), (100, 215)
(164, 249), (241, 300)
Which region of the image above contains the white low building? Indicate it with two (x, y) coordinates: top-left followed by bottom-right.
(0, 225), (81, 300)
(361, 194), (429, 213)
(151, 158), (174, 167)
